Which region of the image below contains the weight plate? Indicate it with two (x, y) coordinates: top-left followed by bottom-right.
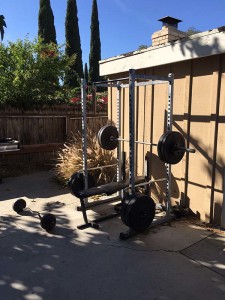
(69, 172), (96, 197)
(121, 193), (155, 232)
(13, 198), (26, 213)
(41, 213), (56, 232)
(121, 195), (132, 225)
(157, 131), (170, 163)
(68, 172), (79, 190)
(97, 125), (119, 150)
(157, 131), (185, 164)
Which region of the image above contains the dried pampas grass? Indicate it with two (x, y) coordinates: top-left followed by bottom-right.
(54, 128), (117, 185)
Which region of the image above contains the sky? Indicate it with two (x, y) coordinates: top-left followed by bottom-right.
(1, 0), (225, 67)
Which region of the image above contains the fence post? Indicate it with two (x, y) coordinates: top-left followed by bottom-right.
(92, 86), (96, 115)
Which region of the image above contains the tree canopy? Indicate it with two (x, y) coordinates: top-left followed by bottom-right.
(185, 27), (201, 36)
(38, 0), (57, 44)
(89, 0), (101, 83)
(0, 15), (7, 41)
(65, 0), (83, 87)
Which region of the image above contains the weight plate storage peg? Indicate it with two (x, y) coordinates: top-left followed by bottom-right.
(68, 172), (96, 197)
(121, 193), (156, 232)
(13, 198), (26, 213)
(40, 214), (56, 232)
(157, 131), (185, 165)
(97, 125), (119, 150)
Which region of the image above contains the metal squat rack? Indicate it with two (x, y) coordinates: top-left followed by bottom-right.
(76, 69), (175, 234)
(75, 79), (124, 229)
(120, 69), (174, 238)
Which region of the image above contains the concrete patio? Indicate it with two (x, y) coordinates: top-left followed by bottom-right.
(0, 171), (225, 300)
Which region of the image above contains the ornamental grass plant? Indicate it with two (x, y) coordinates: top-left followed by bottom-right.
(54, 128), (117, 186)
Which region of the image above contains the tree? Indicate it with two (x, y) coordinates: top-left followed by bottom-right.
(0, 38), (75, 108)
(89, 0), (101, 84)
(84, 63), (88, 84)
(185, 27), (201, 36)
(138, 45), (148, 50)
(0, 15), (7, 41)
(38, 0), (57, 44)
(65, 0), (83, 88)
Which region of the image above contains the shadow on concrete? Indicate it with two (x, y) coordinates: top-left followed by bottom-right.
(1, 172), (225, 300)
(0, 171), (69, 201)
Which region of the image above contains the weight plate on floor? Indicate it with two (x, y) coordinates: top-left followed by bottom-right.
(121, 193), (155, 232)
(157, 131), (185, 164)
(68, 172), (96, 197)
(13, 198), (26, 213)
(41, 214), (56, 232)
(97, 125), (119, 150)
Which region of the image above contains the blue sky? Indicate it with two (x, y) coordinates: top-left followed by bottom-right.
(1, 0), (225, 66)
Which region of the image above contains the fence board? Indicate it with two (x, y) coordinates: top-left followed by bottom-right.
(0, 106), (108, 168)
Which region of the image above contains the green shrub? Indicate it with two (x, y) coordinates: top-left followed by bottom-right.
(0, 37), (76, 108)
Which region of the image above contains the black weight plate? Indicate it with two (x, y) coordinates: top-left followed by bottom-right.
(41, 214), (56, 232)
(157, 131), (170, 162)
(13, 198), (26, 213)
(158, 131), (185, 164)
(121, 195), (133, 225)
(69, 172), (96, 197)
(121, 194), (155, 232)
(97, 125), (119, 150)
(97, 125), (107, 148)
(68, 172), (79, 190)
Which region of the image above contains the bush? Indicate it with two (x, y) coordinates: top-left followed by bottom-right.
(54, 128), (117, 186)
(0, 37), (76, 108)
(69, 90), (108, 113)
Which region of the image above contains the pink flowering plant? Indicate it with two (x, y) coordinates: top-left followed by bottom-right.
(69, 89), (108, 113)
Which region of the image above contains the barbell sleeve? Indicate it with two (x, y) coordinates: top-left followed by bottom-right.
(177, 147), (196, 153)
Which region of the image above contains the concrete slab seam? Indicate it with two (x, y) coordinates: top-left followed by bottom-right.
(179, 233), (225, 279)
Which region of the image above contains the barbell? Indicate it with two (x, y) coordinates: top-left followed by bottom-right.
(13, 199), (56, 232)
(97, 125), (195, 165)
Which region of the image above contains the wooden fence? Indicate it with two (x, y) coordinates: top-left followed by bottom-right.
(0, 105), (108, 169)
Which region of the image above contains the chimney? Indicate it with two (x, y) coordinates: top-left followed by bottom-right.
(151, 16), (187, 46)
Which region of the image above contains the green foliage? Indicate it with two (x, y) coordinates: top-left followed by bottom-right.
(0, 15), (7, 41)
(0, 38), (75, 108)
(65, 0), (83, 88)
(138, 45), (148, 50)
(38, 0), (57, 44)
(185, 27), (201, 36)
(84, 63), (88, 84)
(89, 0), (101, 83)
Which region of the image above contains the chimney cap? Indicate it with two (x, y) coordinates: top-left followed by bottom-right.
(158, 16), (182, 28)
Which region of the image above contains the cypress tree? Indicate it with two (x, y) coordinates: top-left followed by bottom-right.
(38, 0), (57, 44)
(84, 63), (88, 84)
(65, 0), (83, 88)
(89, 0), (101, 84)
(0, 15), (7, 41)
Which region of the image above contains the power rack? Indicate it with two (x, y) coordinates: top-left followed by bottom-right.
(68, 69), (195, 239)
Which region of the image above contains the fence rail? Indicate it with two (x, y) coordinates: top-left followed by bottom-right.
(0, 106), (108, 166)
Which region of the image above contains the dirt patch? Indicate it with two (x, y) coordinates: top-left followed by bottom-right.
(180, 215), (225, 235)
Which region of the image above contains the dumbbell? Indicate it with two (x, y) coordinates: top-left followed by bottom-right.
(13, 199), (56, 232)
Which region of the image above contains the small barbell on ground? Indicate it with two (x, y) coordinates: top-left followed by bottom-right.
(97, 125), (195, 165)
(13, 199), (56, 232)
